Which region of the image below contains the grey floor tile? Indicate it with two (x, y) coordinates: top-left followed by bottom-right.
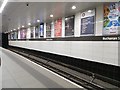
(2, 79), (20, 88)
(2, 48), (83, 89)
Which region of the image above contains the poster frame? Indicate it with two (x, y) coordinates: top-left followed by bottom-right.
(65, 15), (75, 37)
(80, 9), (96, 36)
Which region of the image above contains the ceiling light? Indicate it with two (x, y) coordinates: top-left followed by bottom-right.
(88, 10), (92, 13)
(37, 20), (40, 22)
(0, 0), (8, 13)
(28, 23), (31, 25)
(18, 27), (20, 29)
(72, 6), (76, 10)
(50, 14), (53, 18)
(65, 18), (68, 21)
(22, 25), (25, 28)
(14, 29), (16, 31)
(11, 30), (12, 32)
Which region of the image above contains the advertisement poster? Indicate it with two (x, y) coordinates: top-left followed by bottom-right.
(11, 32), (14, 39)
(31, 27), (35, 38)
(65, 16), (74, 36)
(46, 23), (51, 37)
(81, 9), (95, 35)
(10, 33), (13, 39)
(54, 18), (62, 37)
(20, 29), (26, 39)
(35, 25), (39, 38)
(40, 24), (44, 37)
(103, 2), (120, 35)
(14, 31), (18, 39)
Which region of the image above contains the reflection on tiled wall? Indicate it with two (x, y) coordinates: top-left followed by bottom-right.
(9, 41), (119, 66)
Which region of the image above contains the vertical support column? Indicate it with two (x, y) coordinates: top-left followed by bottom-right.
(62, 17), (65, 37)
(75, 12), (81, 37)
(51, 21), (54, 38)
(18, 30), (20, 39)
(95, 3), (103, 36)
(44, 22), (46, 38)
(33, 26), (36, 39)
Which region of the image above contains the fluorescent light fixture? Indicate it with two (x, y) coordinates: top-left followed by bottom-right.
(37, 20), (40, 22)
(50, 14), (53, 18)
(22, 25), (24, 28)
(72, 6), (76, 10)
(0, 0), (8, 13)
(28, 23), (31, 25)
(88, 10), (92, 13)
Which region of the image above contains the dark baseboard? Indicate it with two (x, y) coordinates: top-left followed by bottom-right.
(9, 35), (120, 41)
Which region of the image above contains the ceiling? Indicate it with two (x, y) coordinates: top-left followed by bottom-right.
(1, 1), (119, 33)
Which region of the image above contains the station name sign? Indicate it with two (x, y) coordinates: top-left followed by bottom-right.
(103, 36), (120, 41)
(10, 36), (120, 41)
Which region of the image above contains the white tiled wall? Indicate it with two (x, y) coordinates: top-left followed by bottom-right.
(9, 41), (119, 66)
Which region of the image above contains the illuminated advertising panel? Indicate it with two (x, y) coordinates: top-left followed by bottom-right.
(103, 2), (120, 35)
(40, 24), (44, 37)
(65, 16), (74, 36)
(54, 18), (62, 37)
(35, 25), (39, 38)
(46, 23), (51, 38)
(20, 29), (27, 39)
(81, 9), (95, 35)
(31, 27), (35, 38)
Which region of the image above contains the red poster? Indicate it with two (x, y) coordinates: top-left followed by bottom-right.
(54, 19), (62, 37)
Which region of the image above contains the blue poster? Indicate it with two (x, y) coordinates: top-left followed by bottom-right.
(81, 9), (95, 35)
(103, 2), (120, 35)
(81, 16), (94, 35)
(40, 24), (44, 37)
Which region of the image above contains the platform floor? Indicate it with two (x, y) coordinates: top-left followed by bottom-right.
(0, 47), (83, 89)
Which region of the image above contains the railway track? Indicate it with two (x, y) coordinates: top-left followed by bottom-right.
(8, 47), (120, 90)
